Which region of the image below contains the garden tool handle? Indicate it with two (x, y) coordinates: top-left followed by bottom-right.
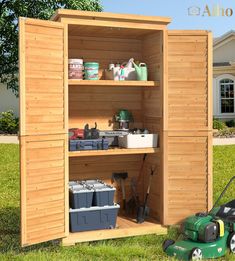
(120, 179), (126, 210)
(147, 168), (154, 194)
(210, 175), (235, 212)
(144, 168), (155, 206)
(137, 154), (147, 184)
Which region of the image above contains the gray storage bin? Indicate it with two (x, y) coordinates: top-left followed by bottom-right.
(92, 183), (116, 206)
(69, 181), (79, 188)
(81, 179), (116, 206)
(69, 184), (94, 209)
(69, 204), (120, 232)
(81, 179), (104, 186)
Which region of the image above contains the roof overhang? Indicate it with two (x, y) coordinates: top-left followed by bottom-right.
(51, 9), (171, 26)
(214, 30), (235, 50)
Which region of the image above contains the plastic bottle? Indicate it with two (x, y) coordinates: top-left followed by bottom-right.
(120, 65), (125, 81)
(114, 63), (121, 81)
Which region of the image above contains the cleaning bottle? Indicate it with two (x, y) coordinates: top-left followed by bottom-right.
(120, 65), (125, 81)
(114, 62), (121, 81)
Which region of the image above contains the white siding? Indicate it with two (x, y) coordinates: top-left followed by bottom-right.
(0, 83), (19, 116)
(214, 39), (235, 63)
(213, 78), (217, 116)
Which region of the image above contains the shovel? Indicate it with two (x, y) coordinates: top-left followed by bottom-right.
(126, 154), (147, 215)
(136, 167), (154, 224)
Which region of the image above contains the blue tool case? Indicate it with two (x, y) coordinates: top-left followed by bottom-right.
(69, 138), (109, 151)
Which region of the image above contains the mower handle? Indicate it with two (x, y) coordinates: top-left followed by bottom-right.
(210, 175), (235, 213)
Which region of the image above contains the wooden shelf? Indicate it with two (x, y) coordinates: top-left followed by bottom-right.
(68, 80), (159, 87)
(62, 216), (167, 246)
(69, 147), (160, 157)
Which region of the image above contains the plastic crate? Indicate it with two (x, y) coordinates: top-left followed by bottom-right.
(92, 183), (116, 206)
(118, 134), (158, 148)
(69, 204), (120, 232)
(81, 179), (104, 186)
(69, 181), (79, 188)
(69, 184), (94, 209)
(81, 180), (116, 206)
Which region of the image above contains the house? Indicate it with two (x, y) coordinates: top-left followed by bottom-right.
(213, 30), (235, 120)
(0, 83), (19, 116)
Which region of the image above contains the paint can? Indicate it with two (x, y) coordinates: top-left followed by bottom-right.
(84, 62), (99, 80)
(68, 59), (83, 79)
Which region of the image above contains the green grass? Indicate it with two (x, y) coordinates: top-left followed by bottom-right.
(0, 144), (235, 260)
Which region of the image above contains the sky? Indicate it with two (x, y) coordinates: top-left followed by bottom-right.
(101, 0), (235, 37)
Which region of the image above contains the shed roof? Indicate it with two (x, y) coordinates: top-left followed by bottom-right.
(51, 9), (171, 25)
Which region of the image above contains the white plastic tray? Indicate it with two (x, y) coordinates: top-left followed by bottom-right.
(118, 134), (158, 148)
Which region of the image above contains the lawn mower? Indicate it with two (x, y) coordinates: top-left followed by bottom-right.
(163, 176), (235, 260)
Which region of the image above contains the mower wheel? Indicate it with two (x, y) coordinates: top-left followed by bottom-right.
(189, 247), (202, 260)
(162, 239), (175, 252)
(228, 232), (235, 254)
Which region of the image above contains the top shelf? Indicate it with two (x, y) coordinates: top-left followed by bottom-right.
(68, 80), (159, 87)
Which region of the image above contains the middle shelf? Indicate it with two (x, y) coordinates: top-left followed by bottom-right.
(69, 147), (160, 157)
(68, 79), (159, 87)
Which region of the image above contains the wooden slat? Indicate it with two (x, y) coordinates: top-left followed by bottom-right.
(165, 31), (212, 227)
(68, 80), (159, 87)
(69, 147), (159, 157)
(166, 32), (209, 131)
(19, 19), (66, 246)
(20, 134), (66, 246)
(68, 34), (143, 75)
(22, 18), (65, 136)
(52, 9), (171, 24)
(142, 30), (164, 223)
(69, 84), (144, 130)
(164, 133), (209, 224)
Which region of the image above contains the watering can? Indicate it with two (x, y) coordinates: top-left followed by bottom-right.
(132, 61), (148, 81)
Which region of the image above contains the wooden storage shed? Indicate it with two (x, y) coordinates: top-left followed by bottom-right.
(19, 9), (212, 247)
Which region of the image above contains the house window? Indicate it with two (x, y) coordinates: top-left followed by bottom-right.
(220, 79), (234, 113)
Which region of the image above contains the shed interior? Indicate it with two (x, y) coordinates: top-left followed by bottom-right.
(66, 24), (165, 243)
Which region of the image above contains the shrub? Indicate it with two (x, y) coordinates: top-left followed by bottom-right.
(213, 119), (226, 130)
(0, 110), (19, 134)
(225, 119), (235, 128)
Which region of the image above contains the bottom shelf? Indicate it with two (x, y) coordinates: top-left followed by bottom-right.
(62, 216), (167, 246)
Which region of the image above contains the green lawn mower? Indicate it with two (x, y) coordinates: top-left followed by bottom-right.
(163, 176), (235, 260)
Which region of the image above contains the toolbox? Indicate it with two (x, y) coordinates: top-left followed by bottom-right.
(69, 139), (109, 151)
(69, 204), (120, 232)
(69, 184), (94, 209)
(99, 130), (128, 146)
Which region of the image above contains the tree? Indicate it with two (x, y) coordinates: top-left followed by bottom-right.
(0, 0), (103, 96)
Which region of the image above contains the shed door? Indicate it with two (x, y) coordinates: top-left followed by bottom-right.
(166, 30), (211, 131)
(164, 31), (212, 224)
(19, 18), (68, 246)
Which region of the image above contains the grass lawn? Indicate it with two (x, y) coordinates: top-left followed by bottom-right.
(0, 144), (235, 260)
